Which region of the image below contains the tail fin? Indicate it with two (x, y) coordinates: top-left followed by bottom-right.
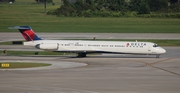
(9, 26), (42, 41)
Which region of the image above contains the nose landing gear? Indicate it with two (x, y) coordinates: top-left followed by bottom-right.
(156, 54), (160, 58)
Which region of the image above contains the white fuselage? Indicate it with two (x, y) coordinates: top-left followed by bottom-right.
(24, 40), (166, 55)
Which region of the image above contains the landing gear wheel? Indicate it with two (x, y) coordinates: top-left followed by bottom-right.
(156, 54), (160, 58)
(77, 53), (87, 58)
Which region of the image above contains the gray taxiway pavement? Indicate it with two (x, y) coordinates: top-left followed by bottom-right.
(0, 33), (180, 93)
(0, 47), (180, 93)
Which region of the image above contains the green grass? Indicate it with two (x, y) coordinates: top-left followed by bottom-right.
(0, 41), (13, 45)
(0, 50), (70, 56)
(0, 62), (51, 69)
(15, 0), (61, 3)
(8, 0), (61, 4)
(0, 3), (180, 33)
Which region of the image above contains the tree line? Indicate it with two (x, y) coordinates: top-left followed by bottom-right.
(0, 0), (53, 3)
(47, 0), (180, 18)
(35, 0), (53, 3)
(0, 0), (14, 2)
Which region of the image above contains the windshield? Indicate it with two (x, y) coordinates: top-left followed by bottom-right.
(153, 44), (158, 47)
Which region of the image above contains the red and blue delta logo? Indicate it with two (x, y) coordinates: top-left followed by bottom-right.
(21, 30), (35, 41)
(126, 43), (130, 47)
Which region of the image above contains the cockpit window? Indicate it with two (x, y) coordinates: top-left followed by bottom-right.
(153, 44), (158, 47)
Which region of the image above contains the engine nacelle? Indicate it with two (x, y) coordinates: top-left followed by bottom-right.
(35, 44), (58, 51)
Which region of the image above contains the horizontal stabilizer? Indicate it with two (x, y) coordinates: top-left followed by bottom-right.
(9, 26), (32, 30)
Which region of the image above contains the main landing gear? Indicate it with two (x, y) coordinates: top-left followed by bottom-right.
(77, 53), (87, 58)
(156, 54), (160, 58)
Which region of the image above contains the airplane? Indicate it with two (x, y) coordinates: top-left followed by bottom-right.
(9, 26), (166, 58)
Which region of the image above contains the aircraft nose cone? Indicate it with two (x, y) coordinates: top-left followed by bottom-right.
(160, 48), (166, 54)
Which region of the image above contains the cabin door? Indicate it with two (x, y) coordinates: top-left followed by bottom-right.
(148, 46), (151, 52)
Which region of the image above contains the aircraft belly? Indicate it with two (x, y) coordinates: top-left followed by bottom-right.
(57, 45), (157, 54)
